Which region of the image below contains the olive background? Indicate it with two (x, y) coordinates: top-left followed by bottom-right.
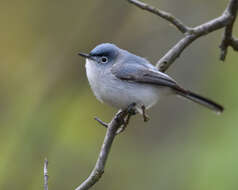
(0, 0), (238, 190)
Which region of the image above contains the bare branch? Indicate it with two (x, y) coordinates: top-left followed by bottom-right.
(75, 110), (128, 190)
(219, 0), (238, 60)
(156, 0), (237, 71)
(44, 158), (49, 190)
(128, 0), (238, 72)
(127, 0), (191, 33)
(157, 13), (231, 71)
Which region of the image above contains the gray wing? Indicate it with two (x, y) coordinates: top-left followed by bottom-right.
(111, 62), (178, 89)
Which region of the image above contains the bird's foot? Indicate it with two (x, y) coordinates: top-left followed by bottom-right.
(95, 103), (137, 135)
(116, 103), (136, 134)
(141, 105), (150, 122)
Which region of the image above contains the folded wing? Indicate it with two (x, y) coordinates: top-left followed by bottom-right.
(111, 62), (178, 89)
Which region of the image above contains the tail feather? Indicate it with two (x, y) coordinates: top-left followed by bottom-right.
(175, 87), (224, 114)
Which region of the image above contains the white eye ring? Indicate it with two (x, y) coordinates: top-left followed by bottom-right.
(101, 56), (108, 63)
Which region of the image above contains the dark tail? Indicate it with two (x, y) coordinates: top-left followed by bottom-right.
(174, 87), (224, 114)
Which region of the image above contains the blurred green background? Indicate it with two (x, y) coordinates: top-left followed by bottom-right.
(0, 0), (238, 189)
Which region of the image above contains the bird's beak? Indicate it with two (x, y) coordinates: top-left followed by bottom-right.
(78, 52), (90, 59)
(78, 52), (95, 61)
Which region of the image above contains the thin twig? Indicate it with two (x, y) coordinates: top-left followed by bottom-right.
(44, 158), (49, 190)
(94, 117), (108, 128)
(127, 0), (191, 33)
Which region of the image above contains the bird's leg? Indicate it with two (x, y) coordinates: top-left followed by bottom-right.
(116, 103), (136, 134)
(141, 105), (150, 122)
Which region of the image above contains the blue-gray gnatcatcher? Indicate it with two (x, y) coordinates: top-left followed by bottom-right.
(78, 43), (224, 117)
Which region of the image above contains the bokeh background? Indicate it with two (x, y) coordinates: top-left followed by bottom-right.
(0, 0), (238, 189)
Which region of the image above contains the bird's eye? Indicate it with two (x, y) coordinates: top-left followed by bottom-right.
(100, 56), (108, 63)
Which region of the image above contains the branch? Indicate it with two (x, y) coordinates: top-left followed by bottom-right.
(44, 158), (49, 190)
(128, 0), (191, 33)
(220, 0), (238, 60)
(157, 13), (231, 71)
(74, 110), (129, 190)
(128, 0), (238, 72)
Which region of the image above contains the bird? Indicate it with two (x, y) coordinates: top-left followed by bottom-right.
(78, 43), (223, 121)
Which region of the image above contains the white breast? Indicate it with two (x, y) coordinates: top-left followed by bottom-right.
(85, 59), (105, 103)
(85, 59), (171, 111)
